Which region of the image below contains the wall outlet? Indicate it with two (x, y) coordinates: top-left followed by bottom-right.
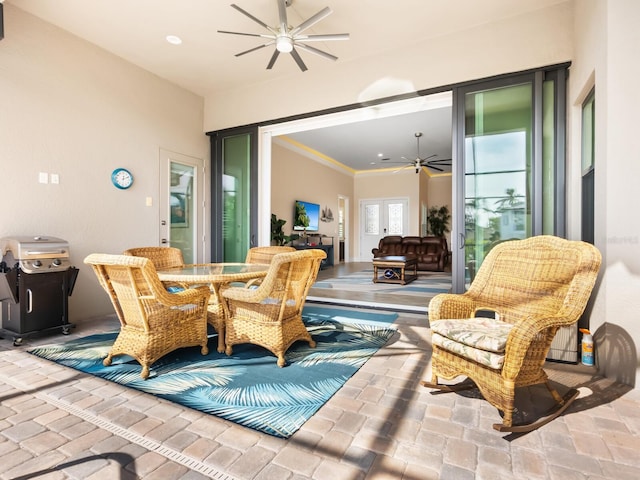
(50, 173), (59, 184)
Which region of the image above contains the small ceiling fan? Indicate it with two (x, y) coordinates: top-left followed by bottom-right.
(218, 0), (350, 72)
(382, 132), (452, 173)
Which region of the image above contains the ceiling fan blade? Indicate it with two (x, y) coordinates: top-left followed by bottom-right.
(217, 30), (271, 38)
(290, 7), (332, 36)
(235, 42), (273, 57)
(392, 164), (413, 174)
(290, 48), (308, 72)
(295, 43), (338, 61)
(419, 153), (438, 162)
(428, 158), (452, 165)
(266, 49), (280, 69)
(295, 33), (350, 42)
(230, 4), (276, 34)
(277, 0), (288, 33)
(428, 165), (444, 172)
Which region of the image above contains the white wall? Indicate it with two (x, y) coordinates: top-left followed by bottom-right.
(0, 6), (208, 322)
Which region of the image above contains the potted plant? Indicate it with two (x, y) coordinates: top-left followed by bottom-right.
(270, 214), (299, 246)
(427, 205), (451, 238)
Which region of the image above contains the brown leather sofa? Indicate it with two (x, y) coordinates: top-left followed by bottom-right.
(371, 236), (448, 271)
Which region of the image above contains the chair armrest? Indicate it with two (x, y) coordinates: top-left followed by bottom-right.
(372, 248), (380, 256)
(428, 293), (476, 321)
(157, 285), (211, 307)
(222, 285), (270, 304)
(502, 315), (568, 380)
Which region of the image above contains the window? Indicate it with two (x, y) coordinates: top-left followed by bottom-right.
(581, 89), (595, 245)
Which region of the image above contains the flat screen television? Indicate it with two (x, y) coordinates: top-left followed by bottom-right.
(293, 200), (320, 232)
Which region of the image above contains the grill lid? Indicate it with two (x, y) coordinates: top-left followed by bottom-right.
(0, 236), (71, 273)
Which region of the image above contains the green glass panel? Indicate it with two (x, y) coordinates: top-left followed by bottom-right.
(464, 83), (532, 283)
(222, 134), (251, 262)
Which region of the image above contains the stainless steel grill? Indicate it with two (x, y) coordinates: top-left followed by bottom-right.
(0, 236), (78, 345)
(1, 235), (72, 274)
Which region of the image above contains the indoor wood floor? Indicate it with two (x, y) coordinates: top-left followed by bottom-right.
(309, 261), (446, 312)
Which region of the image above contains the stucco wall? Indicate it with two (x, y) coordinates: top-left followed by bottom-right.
(0, 6), (208, 322)
(570, 0), (640, 387)
(270, 141), (353, 265)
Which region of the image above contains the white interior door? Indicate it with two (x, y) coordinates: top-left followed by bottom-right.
(159, 149), (205, 264)
(359, 198), (408, 261)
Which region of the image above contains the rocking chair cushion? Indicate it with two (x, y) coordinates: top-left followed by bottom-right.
(430, 318), (514, 370)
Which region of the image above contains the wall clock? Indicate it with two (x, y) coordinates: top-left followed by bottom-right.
(111, 168), (134, 190)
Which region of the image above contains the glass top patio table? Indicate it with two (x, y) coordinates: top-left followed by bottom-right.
(157, 263), (269, 285)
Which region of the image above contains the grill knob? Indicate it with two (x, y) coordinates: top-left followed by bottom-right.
(33, 260), (43, 268)
(52, 258), (62, 266)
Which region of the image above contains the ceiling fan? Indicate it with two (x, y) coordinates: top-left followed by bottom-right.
(382, 132), (452, 173)
(218, 0), (350, 72)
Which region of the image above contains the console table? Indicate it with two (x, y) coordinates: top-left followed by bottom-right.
(293, 235), (334, 269)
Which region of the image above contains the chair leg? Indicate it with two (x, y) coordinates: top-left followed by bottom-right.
(420, 372), (477, 393)
(492, 384), (580, 433)
(216, 324), (225, 353)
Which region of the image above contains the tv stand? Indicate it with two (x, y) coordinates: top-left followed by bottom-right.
(292, 235), (334, 269)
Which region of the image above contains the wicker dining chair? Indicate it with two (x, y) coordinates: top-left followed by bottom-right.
(124, 246), (224, 348)
(123, 246), (184, 270)
(421, 235), (601, 432)
(221, 249), (326, 367)
(84, 253), (210, 379)
(242, 246), (296, 288)
(245, 246), (297, 264)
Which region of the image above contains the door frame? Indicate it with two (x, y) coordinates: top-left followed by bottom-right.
(258, 92), (453, 246)
(159, 148), (205, 263)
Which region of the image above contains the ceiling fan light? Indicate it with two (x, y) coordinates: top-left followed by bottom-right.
(276, 35), (293, 53)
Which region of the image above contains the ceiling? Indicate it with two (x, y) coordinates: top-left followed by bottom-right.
(7, 0), (565, 173)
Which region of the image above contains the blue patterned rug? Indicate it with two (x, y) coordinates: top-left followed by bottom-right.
(27, 306), (398, 438)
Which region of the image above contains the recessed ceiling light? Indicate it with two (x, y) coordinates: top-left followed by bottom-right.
(377, 153), (384, 157)
(166, 35), (182, 45)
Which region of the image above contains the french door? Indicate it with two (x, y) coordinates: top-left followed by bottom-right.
(359, 198), (408, 261)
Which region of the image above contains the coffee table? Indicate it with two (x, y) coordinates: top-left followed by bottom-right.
(372, 255), (418, 285)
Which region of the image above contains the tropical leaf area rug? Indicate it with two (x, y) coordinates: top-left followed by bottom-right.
(313, 269), (452, 298)
(28, 306), (398, 439)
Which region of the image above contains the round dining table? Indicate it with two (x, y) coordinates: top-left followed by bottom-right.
(157, 263), (270, 352)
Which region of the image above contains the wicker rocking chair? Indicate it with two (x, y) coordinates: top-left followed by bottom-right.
(221, 249), (326, 367)
(421, 236), (601, 432)
(84, 253), (210, 379)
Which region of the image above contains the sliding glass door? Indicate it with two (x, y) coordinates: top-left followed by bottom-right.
(209, 127), (259, 262)
(452, 67), (567, 291)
